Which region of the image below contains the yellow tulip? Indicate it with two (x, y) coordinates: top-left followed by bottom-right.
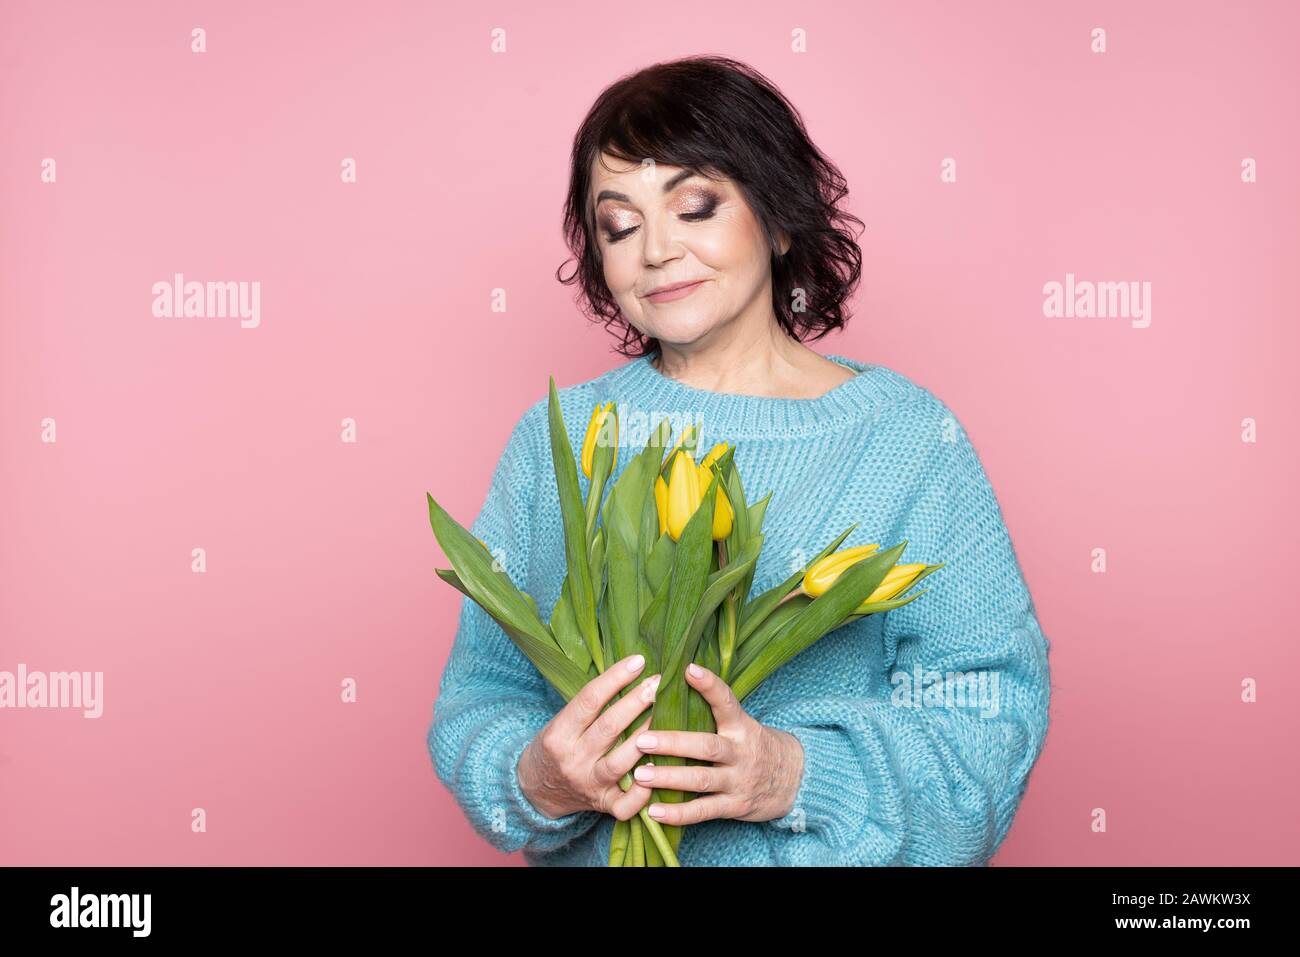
(859, 563), (927, 607)
(665, 450), (701, 541)
(699, 443), (729, 470)
(654, 430), (739, 541)
(660, 425), (696, 474)
(696, 455), (738, 538)
(661, 446), (734, 542)
(581, 401), (617, 480)
(801, 544), (880, 597)
(802, 547), (926, 612)
(653, 474), (669, 537)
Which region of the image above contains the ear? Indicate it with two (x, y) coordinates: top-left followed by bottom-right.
(774, 228), (792, 257)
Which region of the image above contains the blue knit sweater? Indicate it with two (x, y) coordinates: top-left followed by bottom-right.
(428, 352), (1052, 866)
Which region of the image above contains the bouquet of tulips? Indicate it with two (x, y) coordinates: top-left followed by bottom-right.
(426, 378), (944, 866)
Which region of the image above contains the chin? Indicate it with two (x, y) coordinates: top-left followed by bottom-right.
(639, 312), (721, 348)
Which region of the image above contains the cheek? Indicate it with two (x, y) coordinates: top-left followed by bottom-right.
(600, 244), (640, 293)
(691, 214), (768, 274)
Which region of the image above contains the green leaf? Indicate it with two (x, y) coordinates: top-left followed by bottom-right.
(730, 594), (811, 678)
(639, 579), (669, 662)
(686, 611), (720, 756)
(745, 491), (772, 541)
(722, 460), (750, 570)
(844, 588), (929, 619)
(598, 418), (672, 672)
(606, 532), (655, 671)
(736, 524), (857, 646)
(602, 416), (671, 551)
(428, 492), (590, 700)
(548, 377), (603, 672)
(647, 482), (717, 833)
(684, 533), (761, 654)
(550, 575), (593, 673)
(645, 530), (675, 594)
(729, 541), (910, 702)
(590, 525), (606, 584)
(637, 481), (659, 613)
(427, 493), (542, 635)
(597, 581), (614, 671)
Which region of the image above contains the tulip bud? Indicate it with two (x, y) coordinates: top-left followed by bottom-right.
(653, 474), (669, 538)
(856, 563), (928, 609)
(800, 544), (881, 597)
(665, 449), (701, 541)
(697, 463), (734, 540)
(581, 401), (617, 480)
(699, 443), (729, 470)
(660, 425), (697, 479)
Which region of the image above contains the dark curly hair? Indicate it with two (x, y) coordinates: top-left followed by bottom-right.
(556, 55), (865, 359)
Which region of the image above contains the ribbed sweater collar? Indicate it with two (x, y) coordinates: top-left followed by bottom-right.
(601, 349), (911, 440)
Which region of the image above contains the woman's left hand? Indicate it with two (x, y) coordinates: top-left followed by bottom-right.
(632, 662), (805, 825)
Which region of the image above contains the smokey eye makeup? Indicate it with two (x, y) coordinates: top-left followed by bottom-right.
(597, 189), (723, 244)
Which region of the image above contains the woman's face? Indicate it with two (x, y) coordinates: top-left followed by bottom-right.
(589, 153), (785, 350)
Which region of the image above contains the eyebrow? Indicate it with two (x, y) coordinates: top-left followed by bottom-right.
(594, 168), (699, 207)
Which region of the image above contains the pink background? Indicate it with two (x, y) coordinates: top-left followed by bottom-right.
(2, 0), (1297, 866)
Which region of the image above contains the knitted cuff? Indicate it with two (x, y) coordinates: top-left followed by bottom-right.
(504, 715), (600, 838)
(768, 723), (873, 845)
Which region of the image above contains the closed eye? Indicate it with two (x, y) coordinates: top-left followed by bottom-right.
(604, 201), (719, 245)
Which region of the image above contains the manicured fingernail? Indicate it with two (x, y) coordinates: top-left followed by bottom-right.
(640, 674), (661, 702)
(626, 654), (645, 672)
(688, 663), (704, 678)
(648, 804), (665, 818)
(634, 765), (655, 782)
(636, 734), (658, 750)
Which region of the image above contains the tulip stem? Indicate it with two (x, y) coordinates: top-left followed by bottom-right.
(609, 817), (631, 865)
(628, 813), (645, 866)
(619, 771), (680, 865)
(584, 472), (607, 546)
(605, 704), (682, 866)
(715, 540), (739, 682)
(719, 594), (738, 683)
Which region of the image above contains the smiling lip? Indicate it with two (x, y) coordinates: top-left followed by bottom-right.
(644, 279), (707, 303)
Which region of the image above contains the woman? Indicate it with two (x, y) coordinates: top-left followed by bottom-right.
(429, 56), (1051, 866)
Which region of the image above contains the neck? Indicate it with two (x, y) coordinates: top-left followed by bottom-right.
(651, 321), (815, 398)
(608, 350), (908, 443)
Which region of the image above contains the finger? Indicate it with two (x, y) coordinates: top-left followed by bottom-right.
(581, 672), (662, 755)
(635, 728), (734, 764)
(647, 794), (733, 827)
(683, 662), (746, 732)
(557, 653), (648, 736)
(593, 715), (654, 785)
(605, 778), (654, 821)
(632, 760), (731, 795)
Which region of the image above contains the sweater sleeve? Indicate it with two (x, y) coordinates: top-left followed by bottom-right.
(758, 403), (1052, 866)
(427, 404), (603, 855)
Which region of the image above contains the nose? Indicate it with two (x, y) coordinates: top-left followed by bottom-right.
(639, 209), (684, 268)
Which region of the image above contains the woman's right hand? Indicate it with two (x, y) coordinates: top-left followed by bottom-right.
(517, 654), (662, 820)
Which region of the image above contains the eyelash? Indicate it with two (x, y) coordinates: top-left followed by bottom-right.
(603, 197), (719, 244)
